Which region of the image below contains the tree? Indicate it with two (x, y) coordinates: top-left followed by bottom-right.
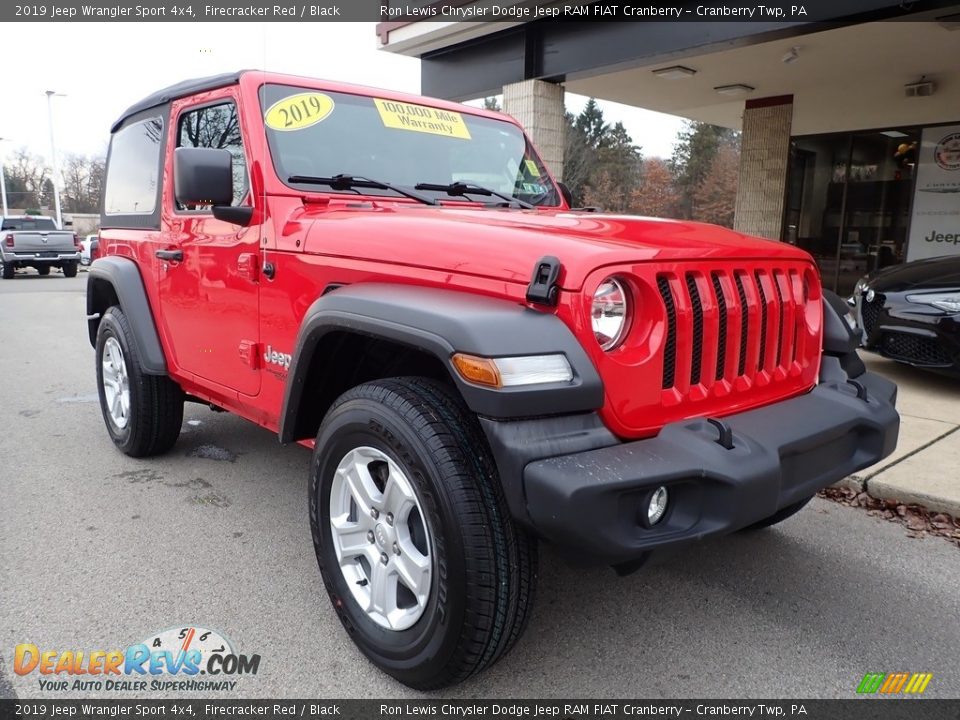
(3, 148), (50, 211)
(482, 96), (502, 112)
(692, 144), (740, 228)
(61, 153), (106, 214)
(670, 121), (739, 219)
(563, 100), (642, 209)
(574, 98), (608, 148)
(630, 158), (679, 218)
(562, 111), (595, 206)
(590, 121), (641, 211)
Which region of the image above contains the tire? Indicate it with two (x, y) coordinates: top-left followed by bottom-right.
(37, 266), (51, 276)
(310, 377), (537, 690)
(62, 261), (78, 278)
(95, 306), (184, 457)
(741, 495), (814, 531)
(1, 262), (13, 280)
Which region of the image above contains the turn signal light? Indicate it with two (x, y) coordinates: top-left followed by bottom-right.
(451, 353), (502, 388)
(452, 353), (575, 388)
(3, 234), (13, 248)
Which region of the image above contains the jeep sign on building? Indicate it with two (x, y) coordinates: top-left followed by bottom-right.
(907, 125), (960, 262)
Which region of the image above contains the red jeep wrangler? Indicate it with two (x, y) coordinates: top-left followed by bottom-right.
(88, 71), (899, 689)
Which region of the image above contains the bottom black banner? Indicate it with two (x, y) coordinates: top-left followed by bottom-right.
(1, 700), (958, 720)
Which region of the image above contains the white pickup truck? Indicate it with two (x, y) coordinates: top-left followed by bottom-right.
(1, 215), (81, 279)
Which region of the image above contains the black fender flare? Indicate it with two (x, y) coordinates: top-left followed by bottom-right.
(86, 257), (167, 375)
(279, 283), (603, 444)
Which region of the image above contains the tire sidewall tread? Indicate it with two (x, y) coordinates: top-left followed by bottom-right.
(95, 306), (183, 458)
(309, 377), (537, 690)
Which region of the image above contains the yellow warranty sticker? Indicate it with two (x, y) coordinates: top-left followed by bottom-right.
(524, 159), (541, 177)
(264, 92), (334, 132)
(373, 99), (471, 140)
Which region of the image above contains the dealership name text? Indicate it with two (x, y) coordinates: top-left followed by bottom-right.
(381, 4), (808, 19)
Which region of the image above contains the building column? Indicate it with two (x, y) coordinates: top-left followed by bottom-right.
(733, 95), (794, 240)
(503, 79), (565, 181)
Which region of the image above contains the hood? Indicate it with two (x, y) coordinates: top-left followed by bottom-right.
(300, 204), (813, 290)
(866, 255), (960, 293)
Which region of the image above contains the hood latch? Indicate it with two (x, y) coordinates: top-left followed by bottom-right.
(526, 255), (562, 307)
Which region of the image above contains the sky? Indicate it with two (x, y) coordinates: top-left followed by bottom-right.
(1, 22), (685, 167)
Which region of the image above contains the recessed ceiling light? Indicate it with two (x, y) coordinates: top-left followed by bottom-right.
(714, 84), (756, 96)
(880, 130), (909, 138)
(652, 65), (697, 80)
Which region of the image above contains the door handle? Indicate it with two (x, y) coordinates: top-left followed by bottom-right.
(155, 249), (183, 262)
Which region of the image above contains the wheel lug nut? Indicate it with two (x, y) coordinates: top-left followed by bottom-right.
(380, 552), (389, 565)
(370, 507), (379, 519)
(386, 512), (394, 526)
(366, 531), (375, 543)
(392, 542), (400, 556)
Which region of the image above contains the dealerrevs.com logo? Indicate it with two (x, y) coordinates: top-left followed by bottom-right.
(14, 626), (260, 692)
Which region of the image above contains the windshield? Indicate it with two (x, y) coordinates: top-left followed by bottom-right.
(259, 84), (560, 207)
(2, 217), (57, 231)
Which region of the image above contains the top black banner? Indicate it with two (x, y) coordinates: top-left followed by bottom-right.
(5, 0), (959, 22)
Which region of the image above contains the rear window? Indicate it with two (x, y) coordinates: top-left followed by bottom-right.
(103, 116), (164, 215)
(1, 218), (57, 231)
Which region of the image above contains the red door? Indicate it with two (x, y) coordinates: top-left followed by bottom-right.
(157, 93), (261, 397)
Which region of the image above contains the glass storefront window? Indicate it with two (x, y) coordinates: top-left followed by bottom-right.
(785, 128), (919, 296)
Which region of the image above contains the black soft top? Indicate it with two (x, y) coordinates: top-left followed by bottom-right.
(111, 70), (247, 132)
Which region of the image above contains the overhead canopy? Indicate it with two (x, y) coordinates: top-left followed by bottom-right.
(379, 2), (960, 134)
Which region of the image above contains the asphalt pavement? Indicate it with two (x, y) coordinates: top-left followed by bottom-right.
(1, 273), (958, 699)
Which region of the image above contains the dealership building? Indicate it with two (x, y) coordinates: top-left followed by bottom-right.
(379, 3), (960, 295)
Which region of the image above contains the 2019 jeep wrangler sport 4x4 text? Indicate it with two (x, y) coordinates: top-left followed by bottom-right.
(87, 71), (900, 689)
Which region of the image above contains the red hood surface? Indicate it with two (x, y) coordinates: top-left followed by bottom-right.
(300, 204), (814, 289)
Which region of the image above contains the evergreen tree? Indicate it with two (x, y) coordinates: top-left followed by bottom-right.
(564, 101), (642, 209)
(670, 121), (739, 219)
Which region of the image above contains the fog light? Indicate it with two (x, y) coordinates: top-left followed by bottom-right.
(647, 486), (668, 526)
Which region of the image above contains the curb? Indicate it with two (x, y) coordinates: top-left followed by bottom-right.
(832, 476), (960, 522)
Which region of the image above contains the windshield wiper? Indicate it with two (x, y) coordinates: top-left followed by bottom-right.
(288, 174), (437, 206)
(414, 181), (534, 209)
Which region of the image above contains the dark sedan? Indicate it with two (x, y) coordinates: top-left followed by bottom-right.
(852, 255), (960, 376)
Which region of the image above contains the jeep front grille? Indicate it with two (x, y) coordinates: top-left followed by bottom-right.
(656, 266), (810, 400)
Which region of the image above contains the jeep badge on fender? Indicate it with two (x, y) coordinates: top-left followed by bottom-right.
(86, 71), (900, 690)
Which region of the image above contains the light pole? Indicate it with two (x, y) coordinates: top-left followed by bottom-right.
(45, 90), (66, 228)
(0, 137), (9, 217)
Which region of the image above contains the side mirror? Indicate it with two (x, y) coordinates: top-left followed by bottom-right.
(557, 181), (574, 207)
(174, 147), (234, 207)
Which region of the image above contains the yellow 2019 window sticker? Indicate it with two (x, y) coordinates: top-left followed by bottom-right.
(524, 159), (542, 177)
(373, 99), (471, 140)
(264, 92), (335, 131)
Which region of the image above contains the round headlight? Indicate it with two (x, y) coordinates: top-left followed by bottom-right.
(592, 277), (630, 351)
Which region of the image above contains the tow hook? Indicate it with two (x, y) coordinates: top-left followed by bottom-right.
(706, 417), (735, 450)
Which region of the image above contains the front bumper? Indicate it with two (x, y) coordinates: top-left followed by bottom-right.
(517, 370), (898, 563)
(856, 291), (960, 373)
